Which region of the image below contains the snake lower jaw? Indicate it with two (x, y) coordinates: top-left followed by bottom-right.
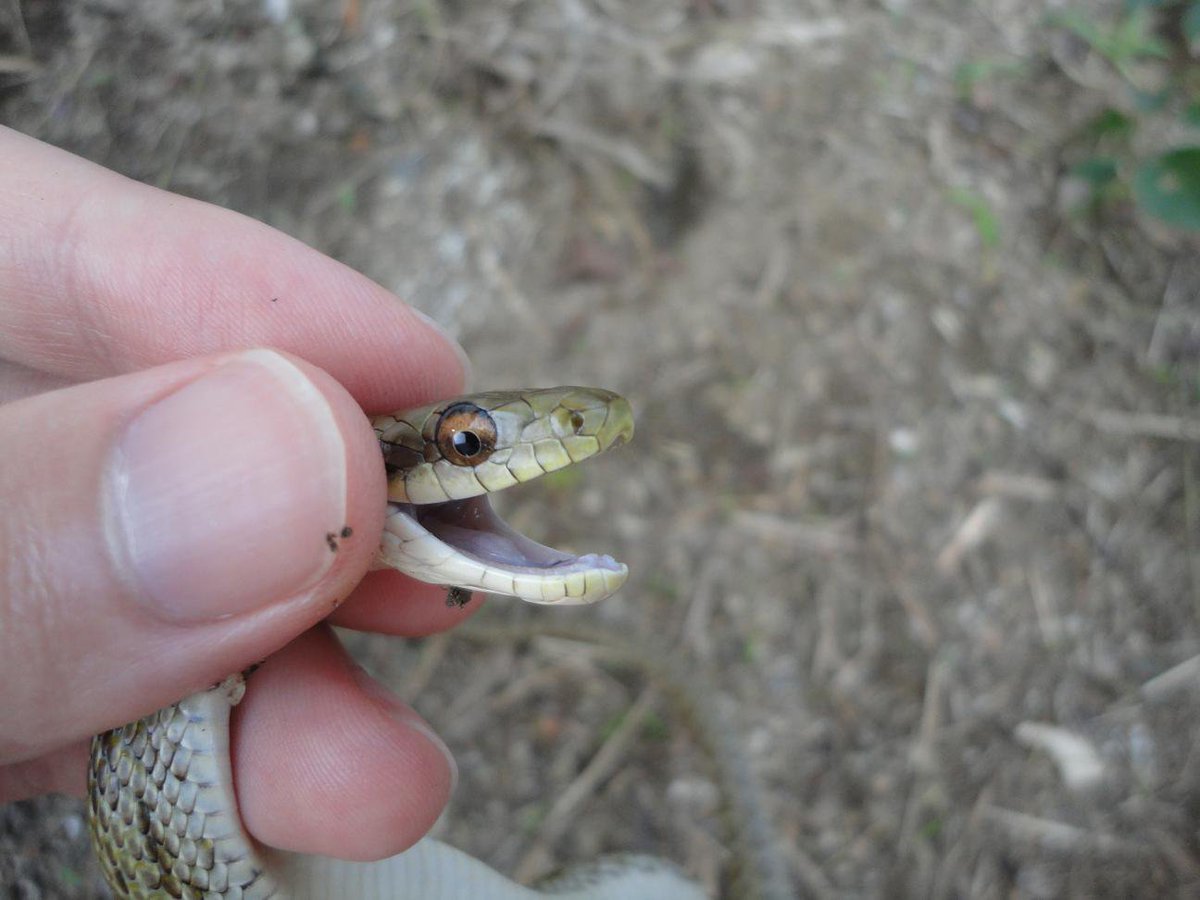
(379, 497), (628, 605)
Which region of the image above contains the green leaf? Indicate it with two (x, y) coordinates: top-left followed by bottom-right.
(954, 60), (989, 95)
(953, 58), (1026, 95)
(1185, 101), (1200, 127)
(1134, 147), (1200, 229)
(1086, 107), (1136, 140)
(742, 637), (759, 664)
(640, 711), (670, 741)
(1185, 2), (1200, 44)
(519, 805), (545, 833)
(1110, 9), (1171, 59)
(1050, 7), (1169, 73)
(1072, 157), (1120, 186)
(919, 817), (944, 840)
(1132, 88), (1171, 112)
(948, 187), (1001, 247)
(1050, 10), (1106, 50)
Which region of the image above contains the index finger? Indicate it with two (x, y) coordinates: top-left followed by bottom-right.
(0, 126), (466, 410)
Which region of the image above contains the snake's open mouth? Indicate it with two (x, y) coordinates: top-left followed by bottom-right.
(392, 498), (625, 576)
(375, 386), (634, 603)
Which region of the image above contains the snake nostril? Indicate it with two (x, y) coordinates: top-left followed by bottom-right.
(569, 411), (585, 433)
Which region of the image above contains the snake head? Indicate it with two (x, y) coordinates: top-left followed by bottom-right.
(373, 387), (634, 605)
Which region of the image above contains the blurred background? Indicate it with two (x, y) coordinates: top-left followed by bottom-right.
(3, 1), (1199, 897)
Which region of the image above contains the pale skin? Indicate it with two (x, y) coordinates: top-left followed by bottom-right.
(0, 125), (478, 861)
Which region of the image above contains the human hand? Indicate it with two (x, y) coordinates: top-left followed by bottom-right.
(0, 126), (473, 860)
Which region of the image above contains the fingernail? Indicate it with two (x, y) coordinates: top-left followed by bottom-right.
(409, 307), (472, 389)
(351, 665), (459, 793)
(107, 350), (347, 621)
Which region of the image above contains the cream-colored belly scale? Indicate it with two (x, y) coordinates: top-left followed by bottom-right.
(87, 388), (708, 899)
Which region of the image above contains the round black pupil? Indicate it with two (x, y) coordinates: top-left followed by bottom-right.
(452, 430), (481, 456)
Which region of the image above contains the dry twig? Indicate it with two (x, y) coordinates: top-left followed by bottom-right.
(980, 806), (1148, 857)
(1083, 408), (1200, 444)
(512, 687), (661, 884)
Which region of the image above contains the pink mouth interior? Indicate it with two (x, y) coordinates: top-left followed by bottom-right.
(397, 497), (623, 575)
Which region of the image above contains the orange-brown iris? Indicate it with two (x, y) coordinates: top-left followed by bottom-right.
(435, 402), (498, 466)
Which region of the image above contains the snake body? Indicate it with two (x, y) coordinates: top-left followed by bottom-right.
(87, 387), (718, 899)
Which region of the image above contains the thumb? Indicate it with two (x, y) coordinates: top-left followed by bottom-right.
(0, 349), (385, 762)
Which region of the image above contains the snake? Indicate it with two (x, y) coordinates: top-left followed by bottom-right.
(86, 386), (792, 900)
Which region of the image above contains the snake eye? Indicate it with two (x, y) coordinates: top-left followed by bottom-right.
(452, 430), (481, 456)
(436, 403), (497, 466)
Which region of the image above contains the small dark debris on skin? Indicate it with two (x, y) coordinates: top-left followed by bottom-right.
(445, 586), (473, 608)
(326, 525), (354, 552)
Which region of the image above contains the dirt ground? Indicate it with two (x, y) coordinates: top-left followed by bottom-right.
(3, 1), (1200, 897)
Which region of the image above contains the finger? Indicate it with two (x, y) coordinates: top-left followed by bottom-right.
(0, 126), (466, 410)
(0, 742), (88, 803)
(0, 573), (475, 805)
(234, 627), (454, 859)
(0, 359), (75, 405)
(0, 349), (385, 762)
(331, 570), (482, 635)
